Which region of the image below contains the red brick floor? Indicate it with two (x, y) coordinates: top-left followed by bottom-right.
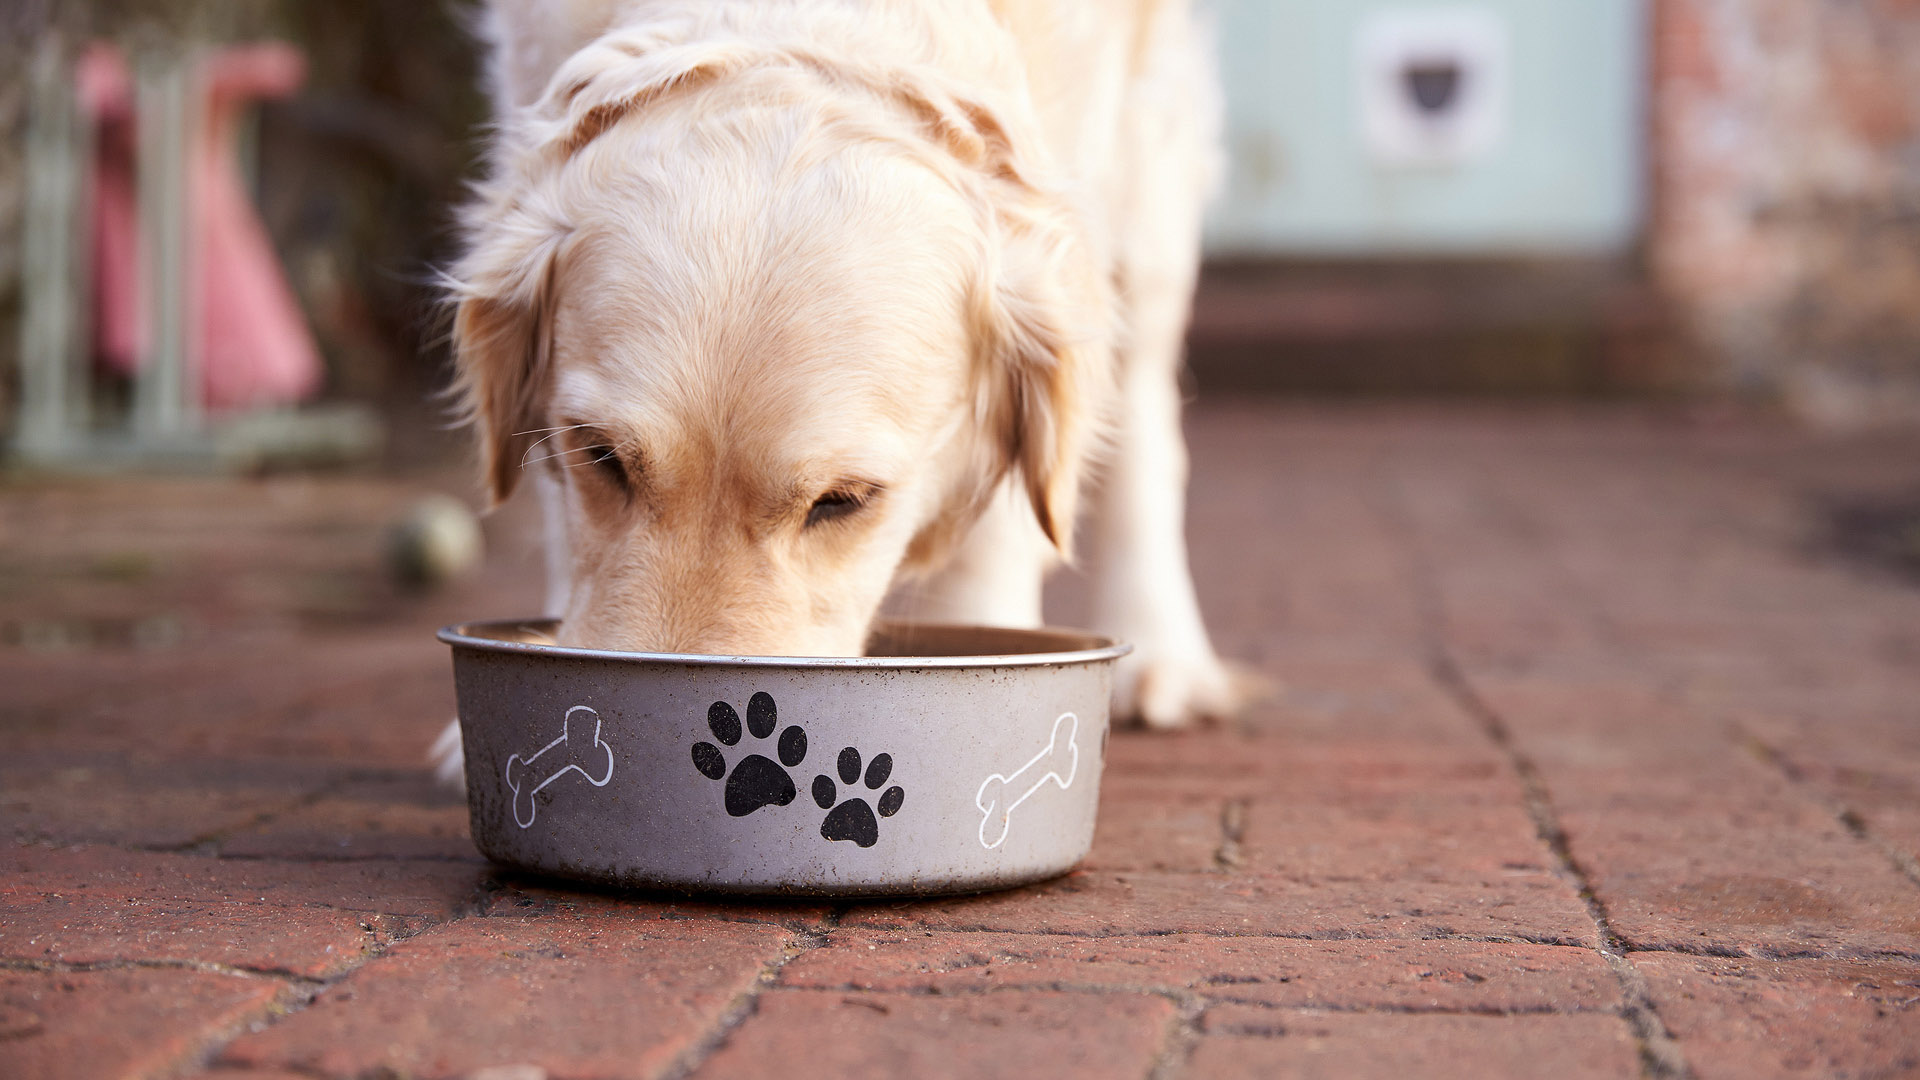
(3, 404), (1918, 1079)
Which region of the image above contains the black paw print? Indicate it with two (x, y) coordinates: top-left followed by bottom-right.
(691, 692), (807, 817)
(812, 746), (905, 848)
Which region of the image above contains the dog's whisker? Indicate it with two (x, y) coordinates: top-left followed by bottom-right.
(520, 443), (625, 473)
(518, 424), (594, 466)
(519, 424), (590, 444)
(520, 447), (593, 469)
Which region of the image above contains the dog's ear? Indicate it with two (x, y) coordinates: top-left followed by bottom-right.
(450, 27), (715, 509)
(942, 95), (1109, 561)
(975, 214), (1107, 559)
(448, 201), (568, 508)
(446, 30), (719, 509)
(452, 287), (552, 507)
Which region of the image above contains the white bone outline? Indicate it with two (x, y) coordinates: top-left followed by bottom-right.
(974, 712), (1079, 849)
(505, 705), (614, 829)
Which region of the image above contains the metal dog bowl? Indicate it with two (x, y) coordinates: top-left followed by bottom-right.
(440, 619), (1129, 897)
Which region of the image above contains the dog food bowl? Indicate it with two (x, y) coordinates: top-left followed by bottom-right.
(440, 619), (1128, 897)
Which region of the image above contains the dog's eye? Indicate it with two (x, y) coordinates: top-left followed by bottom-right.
(805, 490), (865, 528)
(580, 445), (628, 491)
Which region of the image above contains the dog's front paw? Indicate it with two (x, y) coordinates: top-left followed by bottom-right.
(1113, 650), (1272, 730)
(430, 718), (466, 793)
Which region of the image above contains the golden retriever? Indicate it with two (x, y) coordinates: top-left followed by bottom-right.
(434, 0), (1247, 783)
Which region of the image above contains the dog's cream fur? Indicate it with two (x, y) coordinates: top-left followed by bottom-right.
(434, 0), (1245, 782)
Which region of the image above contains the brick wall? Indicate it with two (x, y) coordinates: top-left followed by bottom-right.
(1651, 0), (1920, 422)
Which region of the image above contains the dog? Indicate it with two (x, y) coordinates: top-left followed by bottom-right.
(433, 0), (1248, 785)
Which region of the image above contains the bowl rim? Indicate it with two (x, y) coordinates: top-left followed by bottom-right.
(438, 618), (1132, 669)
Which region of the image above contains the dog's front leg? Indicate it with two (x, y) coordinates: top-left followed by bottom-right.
(1084, 11), (1258, 728)
(1086, 321), (1248, 729)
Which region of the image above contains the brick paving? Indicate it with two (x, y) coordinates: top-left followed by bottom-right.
(3, 404), (1918, 1079)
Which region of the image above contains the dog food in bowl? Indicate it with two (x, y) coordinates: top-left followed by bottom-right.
(441, 619), (1128, 897)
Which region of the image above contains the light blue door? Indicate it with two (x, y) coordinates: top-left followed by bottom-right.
(1203, 0), (1648, 256)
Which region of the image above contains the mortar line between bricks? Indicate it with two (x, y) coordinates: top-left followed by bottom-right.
(120, 846), (490, 866)
(1372, 467), (1694, 1080)
(0, 955), (324, 988)
(158, 776), (355, 856)
(194, 1063), (332, 1080)
(815, 921), (1920, 957)
(1738, 725), (1920, 891)
(1428, 653), (1692, 1080)
(1145, 989), (1205, 1080)
(650, 904), (848, 1080)
(146, 977), (325, 1080)
(156, 869), (498, 1078)
(818, 921), (1593, 946)
(776, 980), (1612, 1018)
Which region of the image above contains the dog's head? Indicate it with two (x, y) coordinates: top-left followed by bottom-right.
(449, 30), (1107, 655)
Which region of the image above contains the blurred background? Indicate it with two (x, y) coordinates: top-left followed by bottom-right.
(6, 0), (1920, 450)
(1, 0), (1918, 651)
(1196, 0), (1920, 414)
